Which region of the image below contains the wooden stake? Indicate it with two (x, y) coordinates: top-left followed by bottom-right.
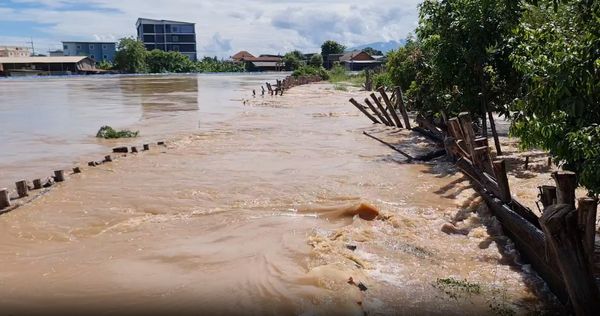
(32, 179), (42, 190)
(363, 132), (414, 161)
(394, 87), (412, 129)
(0, 188), (10, 209)
(524, 156), (529, 170)
(157, 141), (165, 146)
(363, 98), (387, 125)
(131, 146), (138, 153)
(104, 155), (112, 163)
(457, 113), (477, 160)
(143, 144), (150, 151)
(540, 204), (600, 315)
(54, 170), (65, 182)
(370, 93), (394, 127)
(577, 197), (598, 270)
(539, 185), (557, 209)
(72, 167), (81, 174)
(377, 87), (403, 128)
(349, 98), (380, 124)
(493, 160), (511, 203)
(15, 180), (28, 198)
(488, 111), (503, 156)
(113, 147), (128, 153)
(552, 171), (577, 209)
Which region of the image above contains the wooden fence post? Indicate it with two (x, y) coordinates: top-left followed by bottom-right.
(378, 87), (403, 128)
(577, 197), (598, 270)
(539, 185), (557, 209)
(552, 171), (577, 209)
(457, 112), (477, 160)
(394, 87), (412, 129)
(0, 188), (9, 209)
(54, 170), (65, 182)
(32, 179), (42, 190)
(16, 180), (28, 198)
(370, 93), (394, 127)
(143, 144), (150, 151)
(364, 98), (387, 125)
(540, 204), (600, 315)
(349, 98), (380, 124)
(493, 160), (511, 203)
(72, 167), (81, 174)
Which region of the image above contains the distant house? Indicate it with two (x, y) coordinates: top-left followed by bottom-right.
(62, 41), (116, 63)
(230, 51), (284, 71)
(49, 50), (64, 57)
(0, 46), (31, 58)
(137, 18), (197, 61)
(338, 51), (383, 71)
(0, 56), (98, 76)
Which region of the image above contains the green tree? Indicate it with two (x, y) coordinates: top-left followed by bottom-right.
(385, 37), (421, 93)
(321, 40), (346, 66)
(510, 0), (600, 193)
(146, 49), (196, 73)
(309, 54), (324, 67)
(362, 47), (383, 56)
(283, 50), (304, 71)
(114, 37), (148, 73)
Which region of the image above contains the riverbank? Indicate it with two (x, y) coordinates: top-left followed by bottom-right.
(0, 80), (560, 314)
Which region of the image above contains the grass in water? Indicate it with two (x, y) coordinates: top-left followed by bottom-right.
(433, 277), (481, 300)
(96, 126), (139, 139)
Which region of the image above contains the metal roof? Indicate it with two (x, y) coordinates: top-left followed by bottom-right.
(136, 18), (195, 25)
(62, 41), (116, 44)
(251, 61), (282, 67)
(0, 56), (91, 64)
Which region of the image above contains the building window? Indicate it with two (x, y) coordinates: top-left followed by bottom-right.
(102, 45), (107, 49)
(63, 45), (68, 50)
(90, 44), (94, 50)
(172, 35), (179, 42)
(103, 55), (107, 60)
(172, 26), (179, 33)
(90, 55), (95, 59)
(76, 45), (81, 49)
(172, 45), (180, 52)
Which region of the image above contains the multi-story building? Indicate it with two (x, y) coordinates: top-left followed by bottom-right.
(62, 41), (116, 63)
(0, 46), (31, 58)
(136, 18), (197, 61)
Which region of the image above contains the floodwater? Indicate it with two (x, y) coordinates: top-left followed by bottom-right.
(0, 75), (559, 315)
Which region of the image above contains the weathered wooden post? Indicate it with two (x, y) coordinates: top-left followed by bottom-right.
(54, 170), (65, 182)
(539, 185), (557, 208)
(113, 147), (128, 153)
(104, 155), (112, 163)
(349, 98), (380, 124)
(457, 113), (477, 159)
(540, 204), (600, 315)
(524, 156), (529, 170)
(493, 160), (511, 203)
(577, 197), (598, 269)
(394, 87), (412, 130)
(378, 87), (403, 128)
(370, 93), (394, 127)
(143, 144), (150, 151)
(0, 188), (10, 209)
(15, 180), (28, 198)
(32, 179), (42, 190)
(72, 167), (81, 174)
(552, 171), (577, 209)
(131, 146), (138, 153)
(157, 141), (165, 146)
(363, 98), (387, 125)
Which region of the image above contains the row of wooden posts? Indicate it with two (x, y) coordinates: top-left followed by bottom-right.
(253, 75), (323, 97)
(0, 141), (166, 213)
(347, 90), (599, 315)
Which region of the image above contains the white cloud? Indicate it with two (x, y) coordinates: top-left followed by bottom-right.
(0, 0), (421, 57)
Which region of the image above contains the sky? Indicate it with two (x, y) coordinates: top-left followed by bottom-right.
(0, 0), (421, 58)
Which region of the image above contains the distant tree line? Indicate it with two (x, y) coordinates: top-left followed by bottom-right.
(113, 37), (245, 74)
(380, 0), (600, 194)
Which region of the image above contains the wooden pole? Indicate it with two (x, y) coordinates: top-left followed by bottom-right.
(32, 179), (42, 190)
(540, 204), (600, 316)
(493, 160), (511, 203)
(394, 87), (412, 129)
(524, 156), (529, 170)
(552, 171), (577, 209)
(54, 170), (65, 182)
(0, 188), (10, 209)
(113, 147), (128, 153)
(72, 167), (81, 174)
(131, 146), (138, 153)
(157, 141), (165, 146)
(577, 197), (598, 269)
(143, 144), (150, 151)
(349, 98), (380, 124)
(370, 93), (394, 127)
(363, 132), (414, 161)
(487, 111), (503, 156)
(377, 87), (403, 128)
(539, 185), (557, 209)
(104, 155), (112, 163)
(15, 180), (28, 198)
(363, 98), (387, 125)
(457, 112), (477, 159)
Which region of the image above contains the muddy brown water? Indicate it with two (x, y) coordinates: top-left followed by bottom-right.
(0, 75), (560, 315)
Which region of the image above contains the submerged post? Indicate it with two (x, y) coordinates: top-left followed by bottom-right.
(16, 180), (28, 198)
(131, 146), (138, 153)
(0, 188), (10, 209)
(54, 170), (65, 182)
(32, 179), (42, 190)
(143, 144), (150, 151)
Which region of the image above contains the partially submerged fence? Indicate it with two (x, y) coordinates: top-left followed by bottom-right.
(0, 141), (167, 214)
(254, 75), (323, 97)
(349, 87), (600, 315)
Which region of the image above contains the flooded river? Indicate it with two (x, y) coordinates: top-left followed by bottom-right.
(0, 75), (559, 315)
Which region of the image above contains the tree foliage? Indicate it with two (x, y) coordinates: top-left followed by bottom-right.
(114, 37), (148, 73)
(146, 49), (196, 73)
(309, 54), (324, 67)
(283, 50), (304, 71)
(321, 40), (346, 62)
(362, 47), (383, 56)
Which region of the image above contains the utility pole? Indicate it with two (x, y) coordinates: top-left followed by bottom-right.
(27, 37), (35, 56)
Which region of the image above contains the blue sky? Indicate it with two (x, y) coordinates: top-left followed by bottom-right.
(0, 0), (421, 57)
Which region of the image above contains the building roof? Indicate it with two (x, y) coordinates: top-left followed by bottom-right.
(62, 41), (116, 44)
(0, 56), (92, 64)
(339, 51), (374, 62)
(136, 18), (195, 25)
(251, 61), (282, 67)
(231, 51), (255, 60)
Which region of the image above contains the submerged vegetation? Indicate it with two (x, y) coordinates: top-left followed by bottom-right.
(379, 0), (600, 194)
(96, 126), (139, 139)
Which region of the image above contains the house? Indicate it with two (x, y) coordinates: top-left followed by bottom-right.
(137, 18), (197, 61)
(62, 41), (116, 63)
(338, 51), (383, 71)
(325, 53), (343, 68)
(0, 56), (98, 76)
(0, 46), (31, 58)
(230, 51), (284, 71)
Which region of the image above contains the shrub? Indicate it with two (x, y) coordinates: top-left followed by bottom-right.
(96, 126), (139, 139)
